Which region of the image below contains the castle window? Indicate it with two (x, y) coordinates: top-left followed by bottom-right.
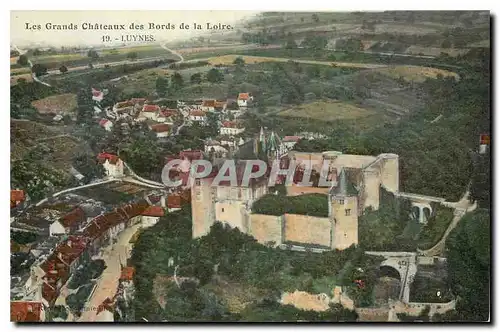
(338, 199), (344, 205)
(221, 208), (224, 213)
(344, 233), (347, 238)
(345, 209), (351, 216)
(195, 179), (201, 186)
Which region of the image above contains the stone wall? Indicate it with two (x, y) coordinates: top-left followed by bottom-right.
(249, 214), (283, 246)
(191, 178), (216, 238)
(283, 214), (332, 248)
(392, 299), (456, 318)
(215, 201), (247, 232)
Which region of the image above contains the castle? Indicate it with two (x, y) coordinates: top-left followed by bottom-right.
(191, 148), (399, 251)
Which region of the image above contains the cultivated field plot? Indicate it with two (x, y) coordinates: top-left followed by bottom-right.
(31, 93), (77, 114)
(467, 39), (490, 48)
(30, 44), (171, 69)
(10, 73), (33, 85)
(374, 65), (459, 83)
(278, 100), (375, 121)
(406, 46), (469, 57)
(206, 54), (387, 69)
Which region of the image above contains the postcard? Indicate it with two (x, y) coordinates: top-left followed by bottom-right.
(10, 10), (491, 323)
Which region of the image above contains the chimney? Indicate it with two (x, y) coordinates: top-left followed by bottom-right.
(27, 305), (33, 313)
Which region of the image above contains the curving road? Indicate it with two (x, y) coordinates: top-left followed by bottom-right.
(13, 45), (52, 87)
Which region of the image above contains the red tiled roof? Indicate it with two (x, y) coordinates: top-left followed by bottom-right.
(97, 153), (120, 165)
(60, 207), (86, 229)
(283, 136), (301, 143)
(92, 90), (102, 97)
(11, 190), (25, 208)
(215, 101), (226, 108)
(167, 195), (182, 209)
(11, 302), (43, 322)
(120, 267), (135, 281)
(141, 206), (165, 217)
(99, 118), (111, 126)
(222, 121), (243, 128)
(238, 93), (250, 100)
(151, 124), (171, 133)
(143, 104), (160, 112)
(190, 110), (206, 117)
(160, 109), (177, 117)
(83, 200), (150, 240)
(202, 100), (216, 107)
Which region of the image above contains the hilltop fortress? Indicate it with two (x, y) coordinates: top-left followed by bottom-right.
(191, 150), (399, 250)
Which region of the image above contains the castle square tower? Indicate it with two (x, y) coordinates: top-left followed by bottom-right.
(329, 168), (359, 250)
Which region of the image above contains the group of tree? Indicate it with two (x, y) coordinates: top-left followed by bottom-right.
(433, 209), (490, 321)
(131, 207), (379, 321)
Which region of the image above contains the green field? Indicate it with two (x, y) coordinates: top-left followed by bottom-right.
(29, 45), (171, 70)
(278, 100), (375, 121)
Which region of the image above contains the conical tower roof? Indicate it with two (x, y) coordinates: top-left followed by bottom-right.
(330, 168), (358, 197)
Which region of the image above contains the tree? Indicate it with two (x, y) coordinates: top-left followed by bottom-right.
(17, 54), (28, 66)
(31, 63), (48, 77)
(87, 49), (99, 60)
(88, 63), (94, 69)
(444, 209), (490, 321)
(233, 57), (245, 66)
(206, 68), (224, 83)
(285, 35), (297, 49)
(127, 52), (138, 60)
(72, 153), (106, 184)
(190, 73), (202, 84)
(312, 14), (319, 23)
(59, 65), (68, 74)
(171, 72), (184, 90)
(155, 76), (169, 97)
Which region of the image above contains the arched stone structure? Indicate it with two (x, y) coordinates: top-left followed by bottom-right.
(366, 252), (418, 304)
(411, 202), (432, 224)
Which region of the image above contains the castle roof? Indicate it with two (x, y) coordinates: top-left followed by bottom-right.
(330, 168), (358, 197)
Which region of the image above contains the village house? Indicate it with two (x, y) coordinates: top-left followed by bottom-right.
(11, 190), (26, 209)
(166, 190), (191, 212)
(220, 121), (245, 136)
(156, 108), (178, 124)
(189, 110), (207, 123)
(283, 136), (302, 150)
(97, 153), (124, 178)
(40, 235), (91, 306)
(99, 118), (113, 132)
(82, 200), (151, 256)
(204, 139), (229, 155)
(92, 88), (104, 103)
(49, 207), (86, 236)
(10, 301), (45, 322)
(214, 101), (227, 112)
(140, 205), (165, 227)
(150, 123), (171, 138)
(141, 104), (161, 121)
(113, 100), (134, 113)
(237, 93), (253, 107)
(218, 135), (238, 149)
(201, 99), (216, 112)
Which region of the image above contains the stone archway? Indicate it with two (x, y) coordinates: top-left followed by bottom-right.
(374, 261), (403, 306)
(411, 203), (433, 224)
